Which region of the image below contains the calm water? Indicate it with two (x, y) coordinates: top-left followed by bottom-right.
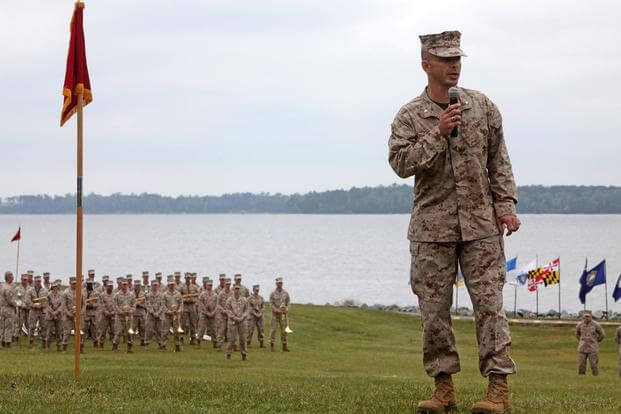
(0, 214), (619, 314)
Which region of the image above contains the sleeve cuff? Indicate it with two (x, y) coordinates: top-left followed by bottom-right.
(494, 201), (516, 217)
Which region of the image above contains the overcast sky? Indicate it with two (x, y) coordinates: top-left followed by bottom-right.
(1, 0), (620, 197)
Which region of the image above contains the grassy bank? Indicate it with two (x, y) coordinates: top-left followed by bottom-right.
(0, 305), (619, 413)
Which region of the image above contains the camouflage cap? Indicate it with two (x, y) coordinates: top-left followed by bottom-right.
(155, 272), (162, 277)
(167, 275), (176, 285)
(252, 284), (259, 289)
(4, 271), (13, 277)
(275, 277), (283, 283)
(202, 277), (209, 282)
(116, 276), (124, 282)
(174, 272), (181, 277)
(225, 278), (232, 285)
(234, 273), (242, 280)
(88, 269), (95, 274)
(27, 270), (34, 274)
(206, 279), (213, 285)
(69, 276), (76, 283)
(21, 274), (29, 279)
(102, 275), (110, 281)
(52, 280), (61, 287)
(151, 280), (159, 286)
(219, 273), (226, 280)
(142, 271), (149, 276)
(419, 30), (467, 58)
(43, 272), (50, 277)
(126, 274), (133, 278)
(583, 310), (593, 315)
(120, 278), (128, 285)
(34, 275), (42, 281)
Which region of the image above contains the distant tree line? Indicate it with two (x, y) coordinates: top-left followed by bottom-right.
(1, 185), (620, 214)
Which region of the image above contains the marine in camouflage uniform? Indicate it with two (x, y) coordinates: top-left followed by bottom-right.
(215, 273), (226, 295)
(269, 277), (290, 352)
(25, 275), (48, 348)
(233, 274), (250, 298)
(145, 280), (165, 350)
(112, 278), (136, 353)
(62, 277), (85, 352)
(388, 31), (520, 413)
(97, 281), (116, 349)
(44, 281), (64, 351)
(161, 276), (184, 352)
(575, 311), (605, 376)
(15, 275), (30, 342)
(197, 278), (218, 348)
(179, 275), (200, 344)
(132, 280), (148, 346)
(83, 280), (100, 344)
(215, 279), (232, 349)
(246, 284), (265, 347)
(225, 284), (249, 360)
(1, 272), (17, 347)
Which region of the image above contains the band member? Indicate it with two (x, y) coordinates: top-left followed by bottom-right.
(62, 277), (85, 353)
(133, 280), (148, 346)
(1, 271), (17, 348)
(180, 274), (200, 345)
(25, 275), (48, 348)
(269, 277), (290, 352)
(45, 280), (64, 351)
(215, 274), (226, 295)
(197, 278), (218, 348)
(247, 284), (265, 347)
(225, 284), (249, 361)
(83, 279), (100, 343)
(145, 280), (165, 351)
(15, 274), (30, 343)
(112, 278), (136, 353)
(233, 274), (250, 298)
(141, 271), (150, 294)
(162, 275), (184, 352)
(97, 281), (115, 349)
(42, 272), (51, 291)
(215, 278), (232, 349)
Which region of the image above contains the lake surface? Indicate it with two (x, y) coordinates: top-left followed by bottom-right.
(0, 214), (619, 314)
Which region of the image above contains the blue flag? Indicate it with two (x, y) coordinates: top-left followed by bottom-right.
(613, 274), (621, 302)
(506, 257), (517, 272)
(579, 260), (606, 304)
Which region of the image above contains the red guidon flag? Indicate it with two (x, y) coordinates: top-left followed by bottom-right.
(10, 227), (21, 242)
(60, 2), (92, 127)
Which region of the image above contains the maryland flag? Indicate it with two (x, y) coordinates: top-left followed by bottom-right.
(527, 258), (560, 291)
(10, 227), (21, 242)
(60, 2), (92, 127)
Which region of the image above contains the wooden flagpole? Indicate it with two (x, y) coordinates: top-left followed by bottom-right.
(74, 92), (84, 380)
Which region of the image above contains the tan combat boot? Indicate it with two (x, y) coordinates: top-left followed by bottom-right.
(471, 374), (510, 414)
(282, 343), (290, 352)
(416, 373), (457, 413)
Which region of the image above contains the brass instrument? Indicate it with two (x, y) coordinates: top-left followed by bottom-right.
(281, 304), (293, 334)
(123, 305), (135, 335)
(85, 297), (98, 305)
(182, 293), (199, 303)
(70, 305), (84, 335)
(170, 304), (184, 334)
(135, 296), (146, 305)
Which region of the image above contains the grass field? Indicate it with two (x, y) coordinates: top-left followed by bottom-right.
(0, 305), (619, 413)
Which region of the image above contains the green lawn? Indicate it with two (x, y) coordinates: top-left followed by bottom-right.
(0, 305), (619, 413)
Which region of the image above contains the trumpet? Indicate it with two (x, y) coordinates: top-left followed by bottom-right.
(281, 305), (293, 334)
(85, 297), (98, 305)
(32, 296), (48, 304)
(135, 296), (145, 305)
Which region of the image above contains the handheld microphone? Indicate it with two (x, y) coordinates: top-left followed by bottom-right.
(448, 87), (459, 138)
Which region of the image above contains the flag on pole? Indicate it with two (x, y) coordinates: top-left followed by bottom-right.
(612, 274), (621, 302)
(506, 257), (517, 272)
(579, 260), (606, 304)
(541, 258), (560, 287)
(507, 259), (536, 287)
(60, 1), (92, 127)
(10, 227), (21, 242)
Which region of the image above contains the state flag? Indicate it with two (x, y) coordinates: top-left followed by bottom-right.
(10, 227), (20, 242)
(612, 274), (621, 302)
(579, 260), (606, 304)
